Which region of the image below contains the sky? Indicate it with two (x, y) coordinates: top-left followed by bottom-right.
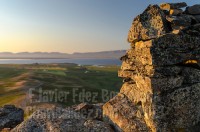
(0, 0), (198, 53)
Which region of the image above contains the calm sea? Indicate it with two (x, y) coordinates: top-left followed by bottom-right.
(0, 59), (121, 65)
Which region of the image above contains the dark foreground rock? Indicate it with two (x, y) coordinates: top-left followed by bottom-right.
(0, 105), (24, 131)
(12, 104), (113, 132)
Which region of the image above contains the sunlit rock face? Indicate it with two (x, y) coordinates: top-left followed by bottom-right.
(103, 2), (200, 132)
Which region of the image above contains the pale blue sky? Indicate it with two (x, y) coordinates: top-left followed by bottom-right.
(0, 0), (198, 53)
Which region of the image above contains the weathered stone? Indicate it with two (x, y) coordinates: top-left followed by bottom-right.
(128, 33), (200, 66)
(0, 105), (24, 131)
(104, 2), (200, 132)
(128, 5), (169, 43)
(118, 72), (184, 93)
(186, 4), (200, 15)
(154, 83), (200, 130)
(169, 9), (183, 15)
(103, 93), (151, 132)
(160, 2), (187, 10)
(120, 61), (154, 77)
(151, 33), (200, 66)
(12, 105), (113, 132)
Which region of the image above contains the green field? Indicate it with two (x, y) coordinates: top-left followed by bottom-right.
(0, 63), (122, 108)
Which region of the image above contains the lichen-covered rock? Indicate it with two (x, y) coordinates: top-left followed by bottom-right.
(104, 2), (200, 132)
(12, 105), (113, 132)
(125, 33), (200, 67)
(0, 105), (24, 131)
(103, 93), (151, 132)
(160, 2), (187, 10)
(153, 83), (200, 130)
(128, 5), (169, 43)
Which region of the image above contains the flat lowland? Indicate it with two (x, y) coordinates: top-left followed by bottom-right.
(0, 63), (122, 108)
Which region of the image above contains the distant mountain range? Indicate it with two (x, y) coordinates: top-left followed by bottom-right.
(0, 50), (126, 59)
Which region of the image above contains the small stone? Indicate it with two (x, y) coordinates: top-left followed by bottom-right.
(169, 9), (183, 15)
(160, 2), (187, 10)
(186, 4), (200, 15)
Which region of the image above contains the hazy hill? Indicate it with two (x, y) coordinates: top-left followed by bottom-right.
(0, 50), (126, 59)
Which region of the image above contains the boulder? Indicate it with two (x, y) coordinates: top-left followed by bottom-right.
(12, 105), (113, 132)
(0, 105), (24, 131)
(186, 4), (200, 15)
(128, 5), (169, 43)
(160, 2), (187, 10)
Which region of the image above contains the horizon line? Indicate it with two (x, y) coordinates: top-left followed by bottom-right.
(0, 49), (126, 54)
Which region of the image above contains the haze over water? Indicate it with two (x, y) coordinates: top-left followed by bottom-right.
(0, 59), (121, 65)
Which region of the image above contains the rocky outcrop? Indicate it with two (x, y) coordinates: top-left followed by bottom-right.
(103, 2), (200, 132)
(127, 5), (170, 43)
(0, 105), (24, 131)
(12, 103), (113, 132)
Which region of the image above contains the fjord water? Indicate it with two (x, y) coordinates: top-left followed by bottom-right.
(0, 59), (121, 65)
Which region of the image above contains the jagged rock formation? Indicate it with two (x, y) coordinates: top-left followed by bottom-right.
(12, 103), (114, 132)
(0, 105), (24, 131)
(103, 2), (200, 132)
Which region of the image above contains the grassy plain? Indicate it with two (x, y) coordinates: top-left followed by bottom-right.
(0, 63), (122, 107)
